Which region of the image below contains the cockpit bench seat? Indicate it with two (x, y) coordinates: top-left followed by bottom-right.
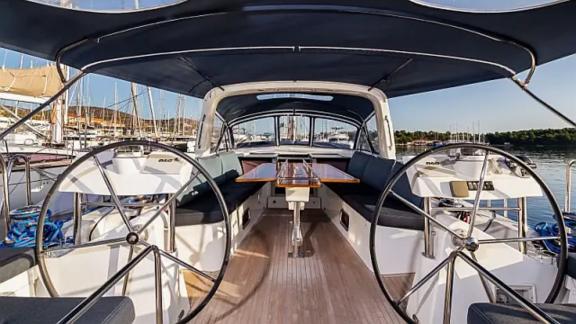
(175, 152), (264, 226)
(175, 182), (263, 226)
(568, 253), (576, 280)
(0, 247), (36, 284)
(326, 151), (424, 231)
(467, 302), (576, 324)
(0, 296), (135, 324)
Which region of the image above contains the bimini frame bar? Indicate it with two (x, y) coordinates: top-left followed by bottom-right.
(52, 4), (576, 128)
(56, 4), (537, 85)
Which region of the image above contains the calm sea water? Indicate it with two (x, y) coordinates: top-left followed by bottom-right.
(397, 146), (576, 227)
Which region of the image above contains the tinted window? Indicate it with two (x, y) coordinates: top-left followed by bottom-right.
(366, 116), (380, 153)
(211, 117), (225, 152)
(313, 119), (356, 149)
(358, 115), (379, 153)
(279, 115), (310, 145)
(233, 118), (275, 148)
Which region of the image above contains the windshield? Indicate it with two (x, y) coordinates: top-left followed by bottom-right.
(279, 115), (310, 145)
(30, 0), (186, 12)
(233, 118), (275, 148)
(313, 118), (356, 149)
(231, 115), (358, 149)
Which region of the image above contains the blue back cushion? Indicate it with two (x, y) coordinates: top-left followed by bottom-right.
(177, 153), (244, 206)
(361, 157), (397, 192)
(347, 151), (371, 179)
(391, 162), (423, 207)
(177, 155), (222, 206)
(219, 152), (243, 181)
(199, 155), (225, 185)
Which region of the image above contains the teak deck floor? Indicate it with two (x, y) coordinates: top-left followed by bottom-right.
(185, 210), (406, 324)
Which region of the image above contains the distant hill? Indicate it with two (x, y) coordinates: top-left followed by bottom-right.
(394, 128), (576, 146)
(0, 104), (199, 130)
(486, 128), (576, 146)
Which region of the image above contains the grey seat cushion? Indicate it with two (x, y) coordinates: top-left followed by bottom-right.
(328, 153), (424, 231)
(325, 182), (374, 197)
(468, 303), (576, 324)
(176, 182), (263, 226)
(342, 193), (424, 231)
(0, 296), (135, 324)
(176, 152), (264, 226)
(0, 247), (36, 283)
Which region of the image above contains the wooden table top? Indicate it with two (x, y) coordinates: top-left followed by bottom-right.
(235, 163), (278, 183)
(236, 162), (360, 188)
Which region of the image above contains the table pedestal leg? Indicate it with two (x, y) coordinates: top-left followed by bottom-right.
(290, 201), (304, 257)
(286, 187), (309, 258)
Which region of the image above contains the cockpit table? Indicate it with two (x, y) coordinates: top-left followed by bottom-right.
(236, 161), (359, 256)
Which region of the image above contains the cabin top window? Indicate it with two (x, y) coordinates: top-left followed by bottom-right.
(256, 93), (334, 102)
(411, 0), (564, 12)
(31, 0), (186, 12)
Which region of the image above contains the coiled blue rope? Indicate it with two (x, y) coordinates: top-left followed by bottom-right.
(1, 205), (67, 248)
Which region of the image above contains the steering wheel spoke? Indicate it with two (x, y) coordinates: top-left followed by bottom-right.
(92, 155), (134, 232)
(466, 150), (490, 238)
(137, 170), (201, 235)
(478, 236), (561, 245)
(397, 253), (455, 305)
(456, 251), (560, 324)
(43, 236), (126, 254)
(390, 190), (464, 239)
(158, 249), (217, 283)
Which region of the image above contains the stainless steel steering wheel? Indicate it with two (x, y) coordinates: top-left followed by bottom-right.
(370, 143), (568, 324)
(35, 140), (230, 324)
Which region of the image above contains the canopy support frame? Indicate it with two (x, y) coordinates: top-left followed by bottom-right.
(53, 4), (538, 86)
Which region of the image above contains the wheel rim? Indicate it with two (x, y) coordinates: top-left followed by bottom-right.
(35, 140), (231, 323)
(369, 143), (568, 324)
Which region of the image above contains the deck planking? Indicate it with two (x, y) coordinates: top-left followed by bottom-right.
(185, 210), (406, 324)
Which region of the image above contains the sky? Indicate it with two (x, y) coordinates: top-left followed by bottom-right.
(389, 54), (576, 132)
(1, 0), (575, 133)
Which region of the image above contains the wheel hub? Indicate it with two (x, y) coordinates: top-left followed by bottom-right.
(464, 237), (479, 252)
(126, 232), (139, 245)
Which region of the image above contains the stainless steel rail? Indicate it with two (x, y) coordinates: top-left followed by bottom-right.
(0, 154), (33, 237)
(565, 160), (575, 213)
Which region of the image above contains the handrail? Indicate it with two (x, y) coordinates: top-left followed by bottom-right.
(566, 160), (576, 213)
(0, 154), (33, 237)
(8, 154), (33, 206)
(0, 155), (9, 236)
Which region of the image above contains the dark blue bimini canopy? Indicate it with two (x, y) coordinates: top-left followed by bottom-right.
(1, 1), (576, 99)
(217, 93), (374, 125)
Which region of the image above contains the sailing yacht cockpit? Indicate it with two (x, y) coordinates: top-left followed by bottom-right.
(0, 1), (576, 323)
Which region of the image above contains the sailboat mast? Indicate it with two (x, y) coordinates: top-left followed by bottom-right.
(147, 86), (159, 138)
(130, 83), (142, 137)
(113, 82), (118, 136)
(77, 78), (82, 134)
